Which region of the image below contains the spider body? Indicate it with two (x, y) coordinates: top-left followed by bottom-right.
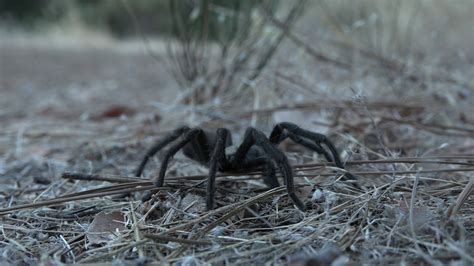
(135, 122), (355, 211)
(181, 129), (233, 164)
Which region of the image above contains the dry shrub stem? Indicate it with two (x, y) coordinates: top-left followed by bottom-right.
(1, 155), (472, 263)
(168, 0), (307, 104)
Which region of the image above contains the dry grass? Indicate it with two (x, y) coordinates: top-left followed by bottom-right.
(0, 99), (472, 264)
(1, 0), (473, 265)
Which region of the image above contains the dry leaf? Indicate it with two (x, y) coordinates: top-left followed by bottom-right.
(296, 184), (313, 201)
(98, 105), (136, 119)
(398, 200), (434, 233)
(180, 193), (206, 214)
(87, 211), (126, 245)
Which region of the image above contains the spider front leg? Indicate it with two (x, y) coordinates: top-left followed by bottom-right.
(271, 131), (333, 162)
(232, 128), (306, 211)
(152, 129), (202, 187)
(269, 122), (356, 180)
(135, 126), (190, 177)
(206, 128), (231, 210)
(135, 126), (201, 201)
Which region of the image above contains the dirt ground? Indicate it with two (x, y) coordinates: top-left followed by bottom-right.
(0, 38), (172, 115)
(0, 37), (178, 169)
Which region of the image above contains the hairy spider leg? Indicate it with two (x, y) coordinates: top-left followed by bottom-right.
(232, 128), (306, 211)
(206, 128), (231, 210)
(269, 122), (356, 180)
(153, 129), (202, 187)
(135, 126), (191, 177)
(263, 159), (279, 188)
(272, 131), (333, 162)
(224, 150), (279, 188)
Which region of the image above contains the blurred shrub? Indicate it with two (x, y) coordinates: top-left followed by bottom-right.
(0, 0), (65, 27)
(0, 0), (263, 39)
(74, 0), (171, 37)
(169, 0), (262, 41)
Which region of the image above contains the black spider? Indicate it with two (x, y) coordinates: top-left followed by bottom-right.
(135, 122), (355, 211)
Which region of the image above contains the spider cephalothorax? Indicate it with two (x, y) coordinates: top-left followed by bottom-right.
(135, 122), (355, 211)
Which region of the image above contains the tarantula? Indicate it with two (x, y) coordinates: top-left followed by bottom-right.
(135, 122), (355, 211)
